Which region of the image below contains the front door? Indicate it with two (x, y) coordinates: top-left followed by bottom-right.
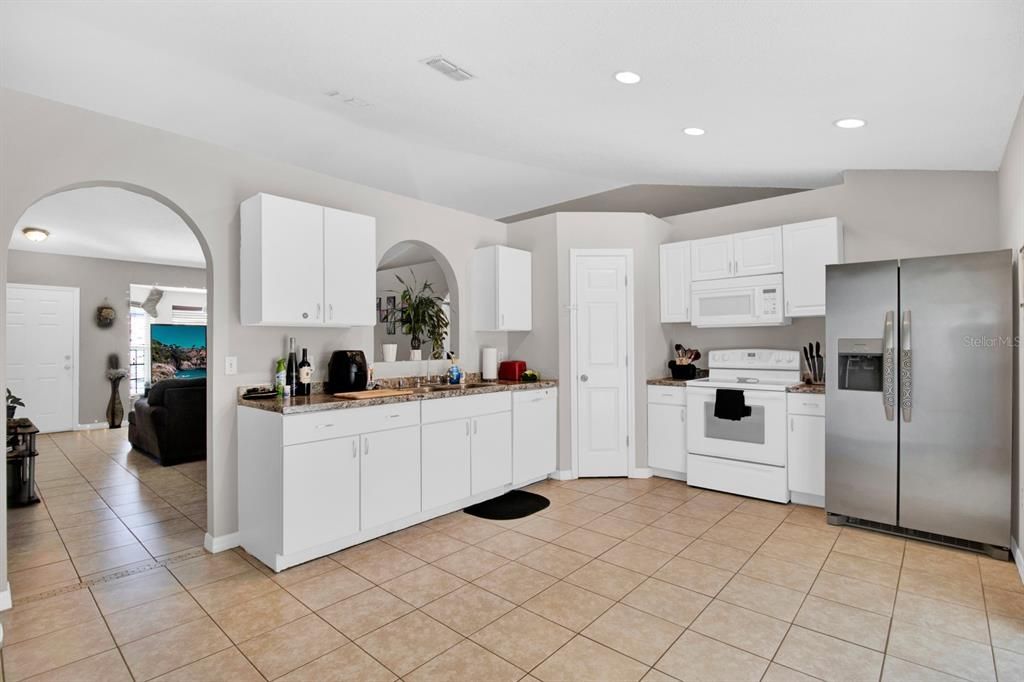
(573, 252), (632, 477)
(7, 284), (78, 433)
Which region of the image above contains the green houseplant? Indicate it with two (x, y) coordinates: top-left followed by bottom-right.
(386, 270), (449, 360)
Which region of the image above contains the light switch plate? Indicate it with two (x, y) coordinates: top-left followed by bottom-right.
(225, 356), (238, 375)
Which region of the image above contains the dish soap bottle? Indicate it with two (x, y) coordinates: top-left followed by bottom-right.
(447, 357), (462, 385)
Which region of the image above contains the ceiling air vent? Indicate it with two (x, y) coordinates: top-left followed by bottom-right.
(423, 56), (474, 82)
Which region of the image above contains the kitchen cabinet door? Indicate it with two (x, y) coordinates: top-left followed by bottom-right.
(497, 245), (532, 331)
(360, 425), (421, 529)
(690, 236), (734, 281)
(513, 389), (557, 485)
(241, 193), (325, 325)
(734, 226), (783, 277)
(660, 242), (692, 322)
(647, 402), (686, 474)
(471, 411), (512, 494)
(282, 436), (360, 554)
(788, 414), (825, 498)
(783, 218), (843, 317)
(422, 419), (471, 510)
(324, 207), (376, 326)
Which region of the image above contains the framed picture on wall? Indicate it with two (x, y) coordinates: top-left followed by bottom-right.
(385, 295), (397, 335)
(377, 297), (385, 322)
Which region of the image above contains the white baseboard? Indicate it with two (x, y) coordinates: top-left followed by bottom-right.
(630, 467), (653, 479)
(648, 467), (686, 482)
(549, 469), (575, 481)
(790, 491), (826, 508)
(204, 532), (240, 553)
(74, 423), (108, 431)
(0, 581), (11, 611)
(1012, 537), (1024, 584)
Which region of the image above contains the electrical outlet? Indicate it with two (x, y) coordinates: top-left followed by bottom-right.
(225, 356), (238, 375)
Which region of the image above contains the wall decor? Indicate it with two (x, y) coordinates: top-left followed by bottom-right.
(385, 295), (397, 335)
(105, 354), (129, 428)
(96, 300), (117, 328)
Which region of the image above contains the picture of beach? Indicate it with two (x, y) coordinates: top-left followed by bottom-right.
(150, 324), (207, 382)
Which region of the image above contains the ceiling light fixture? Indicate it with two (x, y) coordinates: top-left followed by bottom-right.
(423, 56), (475, 82)
(614, 71), (641, 85)
(682, 127), (706, 136)
(22, 227), (49, 242)
(834, 118), (866, 129)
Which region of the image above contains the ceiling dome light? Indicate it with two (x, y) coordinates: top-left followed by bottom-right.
(614, 71), (641, 85)
(682, 127), (705, 136)
(22, 227), (49, 242)
(834, 118), (866, 129)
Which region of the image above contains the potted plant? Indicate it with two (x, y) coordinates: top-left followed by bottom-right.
(7, 389), (24, 419)
(386, 271), (449, 360)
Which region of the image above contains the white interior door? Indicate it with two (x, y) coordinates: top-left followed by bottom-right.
(7, 284), (78, 433)
(573, 252), (632, 477)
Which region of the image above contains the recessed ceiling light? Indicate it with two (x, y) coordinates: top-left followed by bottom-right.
(614, 71), (641, 85)
(682, 127), (705, 136)
(22, 227), (49, 242)
(834, 118), (866, 129)
(323, 90), (341, 97)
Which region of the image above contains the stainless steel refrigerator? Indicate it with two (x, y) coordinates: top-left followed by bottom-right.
(825, 250), (1012, 558)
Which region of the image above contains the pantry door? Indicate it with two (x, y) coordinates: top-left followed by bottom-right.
(571, 250), (634, 477)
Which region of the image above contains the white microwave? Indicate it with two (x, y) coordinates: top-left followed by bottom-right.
(690, 273), (789, 327)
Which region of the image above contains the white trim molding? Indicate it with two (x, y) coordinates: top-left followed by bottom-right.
(629, 467), (653, 479)
(1013, 537), (1024, 586)
(548, 469), (575, 481)
(204, 532), (240, 553)
(74, 423), (108, 431)
(648, 467), (685, 482)
(0, 581), (11, 611)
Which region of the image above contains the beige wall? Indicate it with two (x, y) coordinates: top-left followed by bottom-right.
(0, 88), (511, 592)
(997, 95), (1024, 556)
(7, 251), (206, 424)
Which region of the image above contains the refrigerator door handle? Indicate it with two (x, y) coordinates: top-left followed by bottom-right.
(901, 310), (912, 422)
(882, 310), (896, 421)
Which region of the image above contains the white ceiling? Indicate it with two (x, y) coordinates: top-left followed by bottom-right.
(2, 1), (1022, 219)
(10, 187), (206, 268)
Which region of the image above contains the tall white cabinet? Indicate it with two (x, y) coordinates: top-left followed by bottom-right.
(241, 193), (376, 327)
(659, 242), (692, 323)
(782, 218), (844, 317)
(472, 245), (532, 331)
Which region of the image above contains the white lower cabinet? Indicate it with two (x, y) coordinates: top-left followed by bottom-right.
(422, 419), (472, 510)
(471, 412), (513, 494)
(282, 436), (360, 556)
(647, 386), (686, 475)
(239, 387), (556, 572)
(360, 425), (421, 529)
(787, 394), (825, 504)
(513, 388), (558, 485)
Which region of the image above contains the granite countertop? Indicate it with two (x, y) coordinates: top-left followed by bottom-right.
(788, 383), (826, 394)
(647, 377), (702, 387)
(239, 379), (558, 415)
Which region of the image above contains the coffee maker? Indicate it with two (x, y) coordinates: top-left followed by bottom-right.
(327, 350), (368, 394)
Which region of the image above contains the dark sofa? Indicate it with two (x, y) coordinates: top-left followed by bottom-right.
(128, 377), (206, 466)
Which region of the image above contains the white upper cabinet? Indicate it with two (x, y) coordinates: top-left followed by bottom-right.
(690, 235), (734, 281)
(324, 207), (376, 326)
(472, 245), (532, 331)
(241, 193), (376, 327)
(733, 226), (783, 277)
(782, 218), (844, 317)
(659, 241), (692, 323)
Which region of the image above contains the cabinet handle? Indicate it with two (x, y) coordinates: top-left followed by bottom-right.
(473, 420), (478, 435)
(386, 414), (401, 419)
(329, 303), (333, 320)
(786, 301), (790, 315)
(465, 421), (470, 436)
(501, 313), (505, 328)
(315, 423), (335, 429)
(680, 410), (685, 422)
(351, 440), (357, 458)
(363, 437), (369, 455)
(316, 303), (321, 320)
(662, 393), (675, 398)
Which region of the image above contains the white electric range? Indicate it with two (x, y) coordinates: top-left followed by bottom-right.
(685, 349), (801, 503)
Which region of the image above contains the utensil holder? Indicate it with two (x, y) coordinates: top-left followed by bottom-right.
(668, 361), (697, 381)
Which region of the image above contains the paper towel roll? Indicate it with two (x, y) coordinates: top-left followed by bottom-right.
(481, 347), (498, 380)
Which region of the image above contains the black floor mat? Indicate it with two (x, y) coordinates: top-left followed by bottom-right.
(463, 490), (550, 520)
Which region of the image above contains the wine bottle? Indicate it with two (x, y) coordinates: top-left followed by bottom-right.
(297, 348), (312, 396)
(285, 337), (298, 398)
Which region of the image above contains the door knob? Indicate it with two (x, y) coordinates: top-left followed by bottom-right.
(580, 374), (589, 383)
(64, 365), (71, 370)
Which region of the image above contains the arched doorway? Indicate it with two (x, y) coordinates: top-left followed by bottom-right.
(3, 181), (215, 603)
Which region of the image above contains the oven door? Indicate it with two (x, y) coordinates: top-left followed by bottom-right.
(686, 386), (787, 466)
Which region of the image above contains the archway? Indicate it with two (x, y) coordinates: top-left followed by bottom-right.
(3, 180), (215, 602)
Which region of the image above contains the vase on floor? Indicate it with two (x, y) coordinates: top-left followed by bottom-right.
(106, 377), (124, 428)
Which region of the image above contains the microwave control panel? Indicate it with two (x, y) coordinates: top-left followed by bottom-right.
(761, 287), (778, 316)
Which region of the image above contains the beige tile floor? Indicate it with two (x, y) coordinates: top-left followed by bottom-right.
(2, 429), (1023, 681)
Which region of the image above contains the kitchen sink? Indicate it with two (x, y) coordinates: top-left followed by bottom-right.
(409, 385), (460, 393)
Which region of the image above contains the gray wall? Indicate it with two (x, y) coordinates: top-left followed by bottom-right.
(0, 87), (511, 575)
(997, 95), (1024, 555)
(7, 251), (205, 424)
